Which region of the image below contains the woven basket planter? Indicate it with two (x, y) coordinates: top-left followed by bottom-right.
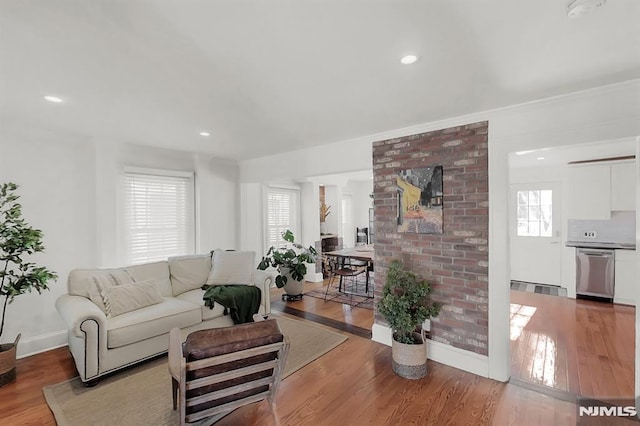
(391, 332), (427, 379)
(0, 334), (20, 387)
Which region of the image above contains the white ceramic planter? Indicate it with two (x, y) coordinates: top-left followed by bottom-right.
(279, 267), (304, 296)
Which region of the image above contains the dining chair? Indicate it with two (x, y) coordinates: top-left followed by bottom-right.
(323, 257), (367, 306)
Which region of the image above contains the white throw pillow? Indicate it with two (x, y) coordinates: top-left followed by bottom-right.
(102, 280), (164, 318)
(206, 250), (255, 285)
(87, 270), (135, 314)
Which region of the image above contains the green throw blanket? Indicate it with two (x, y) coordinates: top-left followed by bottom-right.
(201, 285), (262, 324)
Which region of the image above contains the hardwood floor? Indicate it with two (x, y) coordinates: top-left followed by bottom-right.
(0, 283), (633, 425)
(0, 325), (577, 425)
(270, 280), (374, 338)
(510, 290), (635, 398)
(0, 347), (76, 425)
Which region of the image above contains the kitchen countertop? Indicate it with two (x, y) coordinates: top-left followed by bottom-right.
(565, 241), (636, 250)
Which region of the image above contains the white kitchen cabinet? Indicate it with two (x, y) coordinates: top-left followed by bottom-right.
(614, 249), (636, 306)
(611, 161), (636, 211)
(567, 164), (611, 220)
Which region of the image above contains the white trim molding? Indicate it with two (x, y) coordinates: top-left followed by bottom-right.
(16, 330), (68, 359)
(372, 324), (490, 378)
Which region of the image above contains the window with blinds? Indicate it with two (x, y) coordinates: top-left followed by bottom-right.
(122, 168), (195, 264)
(265, 187), (299, 250)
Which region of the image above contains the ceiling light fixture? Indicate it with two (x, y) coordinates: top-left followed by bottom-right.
(537, 156), (545, 160)
(44, 95), (63, 103)
(567, 0), (606, 18)
(199, 131), (211, 137)
(400, 55), (418, 65)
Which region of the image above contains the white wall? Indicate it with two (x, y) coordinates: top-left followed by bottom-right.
(323, 185), (340, 237)
(238, 79), (640, 383)
(0, 126), (97, 356)
(348, 180), (373, 231)
(635, 137), (640, 415)
(0, 125), (238, 357)
(194, 155), (238, 251)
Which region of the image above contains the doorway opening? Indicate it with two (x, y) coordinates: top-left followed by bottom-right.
(507, 139), (636, 399)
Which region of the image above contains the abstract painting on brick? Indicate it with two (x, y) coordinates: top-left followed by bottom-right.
(396, 166), (443, 234)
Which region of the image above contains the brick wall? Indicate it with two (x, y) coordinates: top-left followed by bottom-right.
(372, 121), (489, 355)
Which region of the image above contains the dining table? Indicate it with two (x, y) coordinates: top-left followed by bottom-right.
(324, 245), (375, 293)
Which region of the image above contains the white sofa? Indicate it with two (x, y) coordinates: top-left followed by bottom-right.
(55, 252), (272, 383)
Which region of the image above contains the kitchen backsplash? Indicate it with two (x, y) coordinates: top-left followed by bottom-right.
(567, 211), (636, 244)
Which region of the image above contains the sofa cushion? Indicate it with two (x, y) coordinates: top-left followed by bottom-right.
(206, 251), (255, 285)
(68, 269), (134, 301)
(169, 254), (212, 296)
(107, 298), (201, 349)
(176, 288), (227, 321)
(103, 280), (164, 318)
(125, 261), (173, 297)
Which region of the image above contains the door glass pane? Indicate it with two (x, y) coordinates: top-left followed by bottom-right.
(528, 190), (539, 205)
(518, 191), (528, 205)
(517, 220), (528, 236)
(528, 206), (540, 220)
(540, 190), (552, 206)
(528, 221), (540, 236)
(517, 206), (528, 220)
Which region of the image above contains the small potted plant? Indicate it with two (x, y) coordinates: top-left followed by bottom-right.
(258, 230), (317, 300)
(319, 202), (331, 235)
(377, 259), (440, 379)
(0, 182), (57, 386)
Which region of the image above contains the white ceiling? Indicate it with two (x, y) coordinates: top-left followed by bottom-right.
(1, 0), (639, 161)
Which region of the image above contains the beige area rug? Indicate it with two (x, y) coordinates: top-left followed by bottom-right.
(43, 315), (347, 426)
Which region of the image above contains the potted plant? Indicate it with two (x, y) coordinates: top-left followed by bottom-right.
(377, 259), (440, 379)
(258, 229), (317, 300)
(0, 183), (57, 386)
(319, 202), (331, 235)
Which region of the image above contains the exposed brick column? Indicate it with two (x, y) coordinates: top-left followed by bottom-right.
(372, 121), (489, 355)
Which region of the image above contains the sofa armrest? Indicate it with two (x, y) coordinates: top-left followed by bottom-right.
(55, 294), (107, 338)
(252, 269), (274, 314)
(56, 294), (109, 381)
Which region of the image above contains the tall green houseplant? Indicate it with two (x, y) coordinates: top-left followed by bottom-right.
(0, 183), (57, 341)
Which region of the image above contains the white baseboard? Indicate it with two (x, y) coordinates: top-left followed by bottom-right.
(614, 297), (636, 306)
(15, 330), (68, 359)
(372, 323), (489, 378)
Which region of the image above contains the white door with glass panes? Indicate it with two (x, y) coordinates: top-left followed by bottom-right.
(509, 183), (562, 286)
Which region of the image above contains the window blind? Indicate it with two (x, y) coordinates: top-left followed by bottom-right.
(123, 169), (195, 264)
(265, 187), (299, 250)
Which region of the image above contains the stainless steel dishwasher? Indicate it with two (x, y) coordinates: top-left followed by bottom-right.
(575, 248), (615, 301)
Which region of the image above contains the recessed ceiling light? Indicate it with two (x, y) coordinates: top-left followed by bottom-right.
(537, 156), (545, 160)
(199, 131), (211, 137)
(400, 55), (418, 65)
(44, 95), (63, 103)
